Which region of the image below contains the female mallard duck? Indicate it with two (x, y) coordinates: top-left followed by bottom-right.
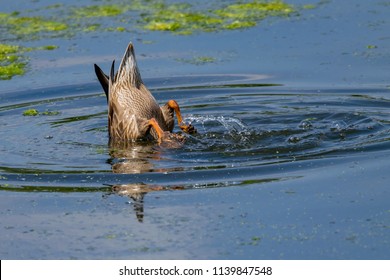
(94, 43), (195, 144)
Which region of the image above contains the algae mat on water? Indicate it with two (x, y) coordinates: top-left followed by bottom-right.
(0, 0), (302, 79)
(0, 44), (26, 80)
(0, 44), (57, 80)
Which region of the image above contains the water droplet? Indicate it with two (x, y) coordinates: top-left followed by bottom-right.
(288, 136), (301, 143)
(299, 120), (313, 129)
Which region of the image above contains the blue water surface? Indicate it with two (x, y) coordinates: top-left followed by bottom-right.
(0, 0), (389, 259)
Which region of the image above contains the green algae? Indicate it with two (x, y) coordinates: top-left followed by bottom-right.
(0, 0), (301, 79)
(72, 5), (123, 18)
(39, 45), (58, 51)
(22, 108), (60, 116)
(0, 1), (298, 39)
(177, 56), (217, 65)
(116, 26), (126, 32)
(10, 16), (67, 35)
(145, 21), (182, 32)
(1, 1), (299, 39)
(83, 24), (101, 32)
(215, 0), (294, 30)
(41, 110), (60, 116)
(303, 4), (316, 9)
(0, 43), (58, 80)
(0, 62), (26, 80)
(0, 44), (26, 80)
(0, 12), (67, 38)
(143, 4), (224, 34)
(0, 44), (22, 61)
(23, 109), (39, 116)
(142, 0), (296, 34)
(223, 20), (257, 30)
(215, 0), (294, 21)
(64, 0), (297, 35)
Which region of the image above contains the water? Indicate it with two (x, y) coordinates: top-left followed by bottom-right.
(1, 76), (389, 259)
(1, 0), (390, 259)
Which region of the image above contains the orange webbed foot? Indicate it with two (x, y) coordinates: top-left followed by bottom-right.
(179, 123), (197, 134)
(166, 100), (197, 135)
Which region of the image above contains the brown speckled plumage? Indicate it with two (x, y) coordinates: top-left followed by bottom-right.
(94, 43), (195, 143)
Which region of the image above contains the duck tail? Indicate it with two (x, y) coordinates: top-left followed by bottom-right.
(109, 60), (115, 88)
(117, 42), (143, 88)
(94, 64), (109, 101)
(107, 60), (116, 137)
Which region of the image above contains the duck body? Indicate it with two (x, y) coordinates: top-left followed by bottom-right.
(94, 43), (194, 143)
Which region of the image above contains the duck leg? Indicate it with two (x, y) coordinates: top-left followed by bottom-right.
(148, 118), (185, 146)
(166, 100), (197, 134)
(148, 118), (166, 143)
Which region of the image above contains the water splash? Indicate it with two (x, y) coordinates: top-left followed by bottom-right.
(185, 115), (248, 134)
(183, 115), (253, 150)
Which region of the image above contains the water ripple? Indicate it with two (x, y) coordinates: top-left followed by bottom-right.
(0, 77), (389, 192)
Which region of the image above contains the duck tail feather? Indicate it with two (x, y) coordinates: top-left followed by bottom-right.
(117, 42), (143, 88)
(94, 64), (109, 101)
(109, 60), (116, 91)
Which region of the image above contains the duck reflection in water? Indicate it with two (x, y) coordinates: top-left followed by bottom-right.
(109, 183), (185, 223)
(106, 142), (187, 222)
(108, 142), (162, 174)
(95, 42), (194, 221)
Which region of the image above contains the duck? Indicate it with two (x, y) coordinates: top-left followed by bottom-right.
(94, 42), (195, 144)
